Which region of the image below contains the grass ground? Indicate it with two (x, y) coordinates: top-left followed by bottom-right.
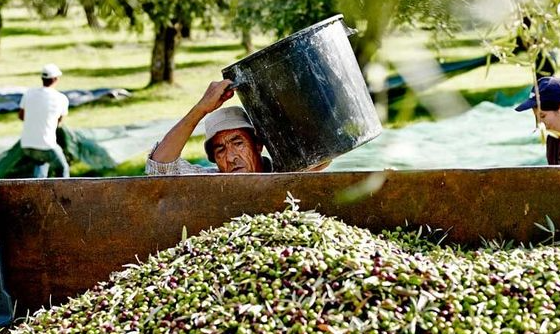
(0, 4), (534, 176)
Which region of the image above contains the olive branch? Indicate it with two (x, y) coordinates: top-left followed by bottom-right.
(534, 215), (558, 245)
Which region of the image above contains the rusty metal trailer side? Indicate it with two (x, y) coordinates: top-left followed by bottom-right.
(0, 168), (559, 314)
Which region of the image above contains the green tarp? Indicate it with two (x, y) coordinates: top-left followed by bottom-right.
(0, 126), (115, 178)
(328, 101), (546, 171)
(0, 119), (207, 178)
(0, 91), (542, 177)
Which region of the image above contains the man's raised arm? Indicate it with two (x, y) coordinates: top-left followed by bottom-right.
(150, 79), (234, 163)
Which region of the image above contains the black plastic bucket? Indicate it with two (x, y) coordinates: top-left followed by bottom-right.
(222, 14), (382, 172)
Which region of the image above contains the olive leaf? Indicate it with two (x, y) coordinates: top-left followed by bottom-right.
(181, 226), (188, 243)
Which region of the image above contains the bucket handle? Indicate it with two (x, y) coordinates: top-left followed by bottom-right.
(226, 81), (243, 91)
(221, 80), (243, 100)
(342, 22), (358, 37)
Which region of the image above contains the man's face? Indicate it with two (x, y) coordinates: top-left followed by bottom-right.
(211, 128), (264, 173)
(537, 109), (560, 132)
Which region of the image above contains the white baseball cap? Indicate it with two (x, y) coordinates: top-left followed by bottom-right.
(203, 106), (255, 162)
(41, 64), (63, 79)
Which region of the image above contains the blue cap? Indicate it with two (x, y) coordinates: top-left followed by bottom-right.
(515, 77), (560, 111)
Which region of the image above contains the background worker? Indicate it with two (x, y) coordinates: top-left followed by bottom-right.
(19, 63), (70, 178)
(515, 76), (560, 165)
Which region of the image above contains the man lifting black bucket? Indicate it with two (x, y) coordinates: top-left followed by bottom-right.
(147, 15), (381, 174)
(146, 79), (273, 174)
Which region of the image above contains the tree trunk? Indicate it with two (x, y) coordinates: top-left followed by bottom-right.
(354, 40), (373, 73)
(349, 1), (397, 79)
(56, 0), (69, 17)
(180, 17), (191, 39)
(150, 23), (182, 85)
(82, 0), (101, 30)
(0, 8), (3, 59)
(118, 0), (136, 26)
(241, 28), (253, 54)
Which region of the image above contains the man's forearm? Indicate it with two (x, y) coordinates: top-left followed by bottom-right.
(151, 80), (234, 163)
(150, 107), (206, 163)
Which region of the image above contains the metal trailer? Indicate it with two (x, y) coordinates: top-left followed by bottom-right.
(0, 168), (558, 323)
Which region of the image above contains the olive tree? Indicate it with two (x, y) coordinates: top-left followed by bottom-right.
(99, 0), (218, 85)
(21, 0), (101, 28)
(257, 0), (338, 37)
(226, 0), (264, 53)
(0, 0), (8, 33)
(0, 0), (8, 55)
(226, 0), (337, 53)
(338, 0), (467, 77)
(80, 0), (100, 29)
(225, 0), (465, 76)
(477, 0), (560, 109)
(25, 0), (65, 17)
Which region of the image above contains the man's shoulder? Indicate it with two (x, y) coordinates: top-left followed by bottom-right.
(24, 88), (69, 110)
(22, 87), (40, 96)
(25, 87), (65, 97)
(46, 88), (69, 105)
(50, 89), (68, 100)
(21, 88), (44, 102)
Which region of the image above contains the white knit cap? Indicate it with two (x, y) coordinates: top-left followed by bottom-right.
(41, 64), (62, 79)
(204, 106), (255, 162)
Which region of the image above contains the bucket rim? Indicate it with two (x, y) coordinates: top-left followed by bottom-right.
(221, 14), (345, 75)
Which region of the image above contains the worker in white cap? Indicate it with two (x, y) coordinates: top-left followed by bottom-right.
(18, 63), (70, 178)
(146, 79), (272, 174)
